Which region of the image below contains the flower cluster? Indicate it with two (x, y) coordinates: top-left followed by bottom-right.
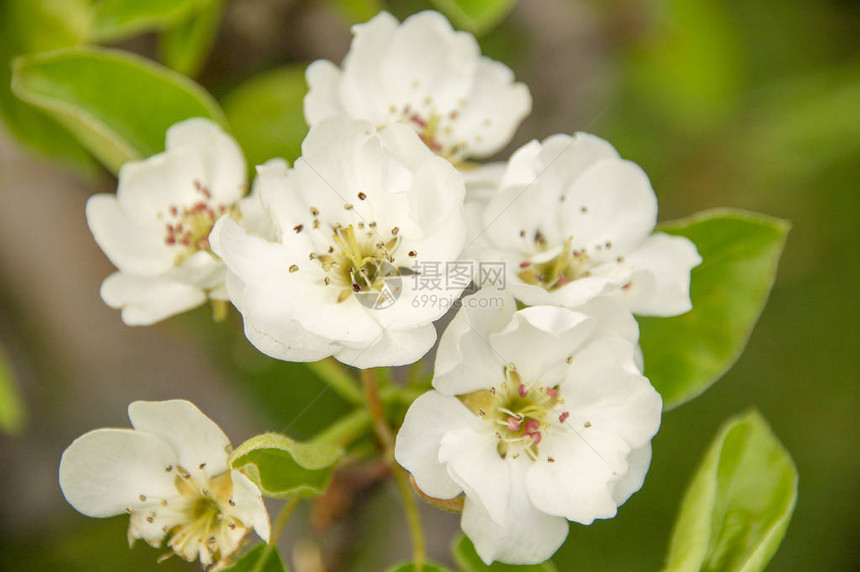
(72, 9), (701, 567)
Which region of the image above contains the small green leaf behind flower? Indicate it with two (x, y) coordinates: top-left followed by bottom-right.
(221, 65), (309, 174)
(11, 46), (226, 174)
(663, 410), (798, 572)
(222, 543), (286, 572)
(91, 0), (200, 42)
(639, 209), (790, 409)
(430, 0), (516, 35)
(229, 432), (343, 498)
(160, 0), (225, 77)
(452, 535), (557, 571)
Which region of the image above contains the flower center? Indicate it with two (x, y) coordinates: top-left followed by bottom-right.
(389, 103), (467, 161)
(315, 224), (404, 304)
(128, 466), (249, 567)
(460, 365), (569, 461)
(517, 235), (591, 291)
(163, 180), (235, 264)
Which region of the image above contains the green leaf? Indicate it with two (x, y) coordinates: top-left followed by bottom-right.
(452, 535), (558, 571)
(387, 563), (452, 572)
(221, 65), (308, 171)
(222, 543), (286, 572)
(639, 209), (790, 409)
(663, 410), (798, 572)
(92, 0), (199, 42)
(160, 0), (225, 77)
(0, 0), (96, 175)
(0, 346), (26, 434)
(229, 432), (343, 498)
(429, 0), (516, 35)
(12, 46), (227, 174)
(329, 0), (384, 24)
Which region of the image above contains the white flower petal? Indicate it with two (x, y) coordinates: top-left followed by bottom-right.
(394, 391), (479, 499)
(128, 400), (231, 482)
(612, 444), (652, 506)
(526, 429), (627, 523)
(304, 60), (346, 124)
(167, 250), (225, 290)
(461, 461), (568, 565)
(439, 427), (510, 525)
(59, 428), (178, 518)
(228, 469), (271, 542)
(86, 194), (174, 275)
(116, 146), (207, 225)
(165, 118), (247, 204)
(334, 324), (437, 369)
(433, 289), (517, 395)
(490, 305), (594, 384)
(562, 337), (663, 448)
(559, 158), (657, 260)
(449, 58), (532, 158)
(100, 272), (207, 326)
(616, 233), (702, 316)
(240, 313), (337, 363)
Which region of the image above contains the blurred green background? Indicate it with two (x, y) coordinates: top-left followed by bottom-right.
(0, 0), (858, 570)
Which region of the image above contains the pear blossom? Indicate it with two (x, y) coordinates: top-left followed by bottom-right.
(466, 133), (702, 316)
(210, 118), (468, 368)
(304, 11), (532, 164)
(59, 400), (269, 569)
(86, 118), (252, 325)
(394, 289), (662, 564)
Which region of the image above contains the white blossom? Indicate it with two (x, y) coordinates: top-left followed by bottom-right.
(59, 400), (270, 569)
(304, 11), (531, 164)
(394, 289), (662, 564)
(467, 133), (702, 316)
(86, 118), (253, 325)
(210, 118), (468, 368)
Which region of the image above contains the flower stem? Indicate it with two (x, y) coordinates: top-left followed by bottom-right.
(360, 368), (394, 453)
(253, 497), (299, 572)
(311, 408), (372, 448)
(307, 358), (364, 405)
(359, 368), (425, 570)
(392, 462), (426, 571)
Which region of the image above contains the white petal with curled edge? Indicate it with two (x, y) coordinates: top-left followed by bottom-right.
(439, 427), (510, 525)
(612, 444), (652, 506)
(395, 391), (479, 500)
(461, 461), (568, 565)
(86, 194), (174, 275)
(128, 400), (231, 482)
(59, 428), (178, 518)
(334, 323), (437, 369)
(100, 272), (207, 326)
(490, 305), (594, 384)
(165, 118), (247, 204)
(617, 232), (702, 316)
(229, 469), (271, 542)
(241, 313), (336, 364)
